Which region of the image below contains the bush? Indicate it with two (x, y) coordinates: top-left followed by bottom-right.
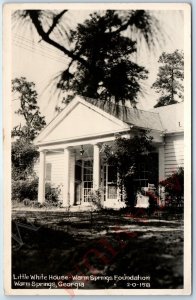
(12, 177), (61, 203)
(88, 189), (103, 209)
(12, 139), (39, 181)
(159, 168), (184, 197)
(45, 183), (61, 203)
(12, 178), (38, 201)
(159, 167), (184, 207)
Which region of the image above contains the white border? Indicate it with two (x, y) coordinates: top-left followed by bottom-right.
(3, 2), (192, 296)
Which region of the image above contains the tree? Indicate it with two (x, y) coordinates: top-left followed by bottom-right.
(12, 77), (46, 180)
(12, 139), (39, 180)
(13, 10), (163, 110)
(12, 77), (46, 141)
(56, 11), (149, 107)
(102, 131), (154, 207)
(152, 50), (184, 108)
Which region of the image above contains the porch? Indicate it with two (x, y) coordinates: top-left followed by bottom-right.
(35, 96), (165, 210)
(37, 140), (163, 209)
(38, 142), (125, 209)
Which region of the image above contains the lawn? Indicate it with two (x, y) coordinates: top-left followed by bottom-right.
(12, 210), (183, 290)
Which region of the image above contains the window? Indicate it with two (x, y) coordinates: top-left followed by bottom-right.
(75, 160), (82, 181)
(108, 184), (117, 199)
(133, 153), (158, 193)
(45, 163), (52, 181)
(83, 160), (93, 202)
(103, 165), (118, 200)
(108, 165), (117, 183)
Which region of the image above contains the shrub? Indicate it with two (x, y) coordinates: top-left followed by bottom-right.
(12, 139), (39, 181)
(88, 189), (103, 209)
(12, 177), (61, 203)
(12, 178), (38, 201)
(159, 167), (184, 206)
(45, 183), (61, 203)
(159, 168), (184, 197)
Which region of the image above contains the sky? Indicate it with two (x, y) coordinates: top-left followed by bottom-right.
(11, 9), (184, 127)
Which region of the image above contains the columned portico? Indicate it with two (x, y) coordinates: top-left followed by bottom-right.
(93, 143), (101, 190)
(38, 150), (46, 203)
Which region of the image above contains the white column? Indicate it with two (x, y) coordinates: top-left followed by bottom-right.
(63, 147), (70, 207)
(93, 144), (100, 190)
(69, 151), (75, 206)
(158, 144), (165, 182)
(38, 150), (46, 203)
(158, 144), (165, 206)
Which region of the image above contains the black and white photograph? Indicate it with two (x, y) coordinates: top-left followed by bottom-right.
(3, 3), (191, 296)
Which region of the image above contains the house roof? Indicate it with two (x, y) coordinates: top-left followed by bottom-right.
(83, 97), (164, 131)
(151, 102), (184, 133)
(84, 97), (184, 133)
(34, 96), (130, 145)
(35, 96), (184, 146)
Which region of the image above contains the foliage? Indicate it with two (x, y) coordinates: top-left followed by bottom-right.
(11, 77), (46, 181)
(88, 189), (103, 210)
(12, 176), (61, 203)
(12, 77), (46, 141)
(12, 138), (39, 180)
(159, 167), (184, 198)
(102, 131), (154, 206)
(57, 11), (149, 107)
(13, 10), (163, 111)
(12, 178), (39, 201)
(152, 50), (184, 107)
(45, 183), (61, 203)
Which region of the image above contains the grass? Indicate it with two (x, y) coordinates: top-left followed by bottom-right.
(12, 210), (183, 290)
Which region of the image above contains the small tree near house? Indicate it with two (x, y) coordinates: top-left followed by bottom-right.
(102, 131), (154, 207)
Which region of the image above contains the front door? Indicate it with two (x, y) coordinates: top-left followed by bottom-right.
(74, 160), (82, 205)
(103, 165), (118, 202)
(75, 159), (93, 204)
(82, 160), (93, 203)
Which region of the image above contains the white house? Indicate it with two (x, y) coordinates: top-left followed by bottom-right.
(34, 96), (184, 209)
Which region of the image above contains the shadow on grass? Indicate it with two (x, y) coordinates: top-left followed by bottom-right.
(12, 214), (183, 290)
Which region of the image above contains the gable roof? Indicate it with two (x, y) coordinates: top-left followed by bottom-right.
(151, 102), (184, 133)
(83, 97), (163, 131)
(35, 96), (183, 146)
(34, 96), (130, 144)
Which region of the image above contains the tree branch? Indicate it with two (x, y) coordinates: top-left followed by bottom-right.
(28, 10), (90, 69)
(46, 10), (68, 36)
(108, 20), (132, 35)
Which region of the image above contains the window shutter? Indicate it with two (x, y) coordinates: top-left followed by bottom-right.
(45, 163), (52, 181)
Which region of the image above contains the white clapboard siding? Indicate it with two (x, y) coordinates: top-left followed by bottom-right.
(164, 134), (184, 177)
(45, 152), (65, 201)
(45, 152), (65, 186)
(34, 151), (76, 201)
